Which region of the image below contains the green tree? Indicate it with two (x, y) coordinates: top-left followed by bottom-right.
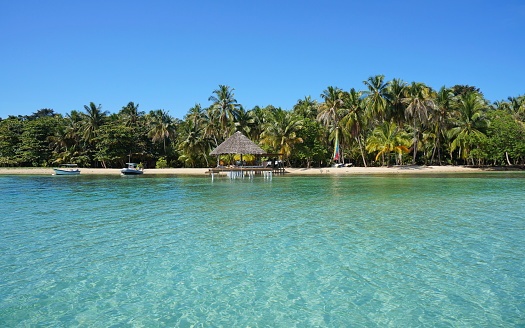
(293, 96), (318, 120)
(447, 91), (488, 163)
(341, 88), (368, 166)
(386, 78), (407, 125)
(94, 121), (136, 168)
(208, 85), (239, 140)
(363, 75), (390, 122)
(178, 120), (210, 167)
(485, 110), (525, 165)
(261, 108), (303, 164)
(292, 118), (327, 168)
(402, 82), (435, 164)
(366, 121), (411, 166)
(119, 101), (144, 127)
(81, 102), (106, 144)
(147, 109), (176, 155)
(0, 117), (23, 166)
(430, 86), (454, 164)
(18, 116), (61, 166)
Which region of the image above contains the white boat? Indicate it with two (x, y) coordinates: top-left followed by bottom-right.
(53, 164), (80, 175)
(121, 163), (143, 176)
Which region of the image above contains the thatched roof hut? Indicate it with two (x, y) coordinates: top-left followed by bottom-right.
(210, 131), (265, 156)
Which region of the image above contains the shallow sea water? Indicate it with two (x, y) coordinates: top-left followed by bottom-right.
(1, 173), (524, 327)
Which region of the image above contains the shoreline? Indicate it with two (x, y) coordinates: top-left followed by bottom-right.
(0, 165), (522, 176)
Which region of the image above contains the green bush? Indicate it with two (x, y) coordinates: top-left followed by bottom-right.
(156, 157), (169, 168)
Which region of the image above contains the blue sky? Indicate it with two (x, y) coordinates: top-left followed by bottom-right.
(1, 0), (524, 120)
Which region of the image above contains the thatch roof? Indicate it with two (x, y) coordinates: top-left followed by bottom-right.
(210, 131), (265, 155)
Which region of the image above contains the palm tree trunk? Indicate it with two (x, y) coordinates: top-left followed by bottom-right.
(357, 136), (367, 167)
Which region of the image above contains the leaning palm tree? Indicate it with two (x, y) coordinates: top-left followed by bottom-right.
(317, 86), (344, 129)
(208, 85), (239, 140)
(402, 82), (436, 164)
(447, 91), (488, 163)
(366, 121), (411, 166)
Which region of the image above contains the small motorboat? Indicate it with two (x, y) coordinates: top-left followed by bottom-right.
(121, 163), (143, 176)
(53, 164), (80, 175)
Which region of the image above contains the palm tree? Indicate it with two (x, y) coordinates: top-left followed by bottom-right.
(120, 101), (143, 127)
(430, 86), (454, 164)
(147, 109), (176, 154)
(81, 102), (106, 144)
(185, 103), (204, 128)
(341, 88), (368, 166)
(366, 121), (411, 166)
(202, 105), (221, 148)
(402, 82), (435, 164)
(208, 85), (239, 140)
(363, 75), (390, 122)
(233, 106), (256, 136)
(261, 108), (303, 163)
(386, 78), (407, 125)
(318, 86), (345, 163)
(447, 91), (488, 163)
(178, 120), (209, 167)
(293, 96), (318, 120)
(317, 86), (344, 129)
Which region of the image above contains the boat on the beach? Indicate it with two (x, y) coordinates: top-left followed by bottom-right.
(121, 163), (143, 176)
(53, 164), (80, 175)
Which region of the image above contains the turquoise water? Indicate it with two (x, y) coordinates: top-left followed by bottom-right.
(1, 173), (524, 327)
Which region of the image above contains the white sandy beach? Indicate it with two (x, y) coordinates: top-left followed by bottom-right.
(0, 165), (505, 176)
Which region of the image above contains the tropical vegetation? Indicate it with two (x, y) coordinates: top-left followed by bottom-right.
(1, 79), (524, 168)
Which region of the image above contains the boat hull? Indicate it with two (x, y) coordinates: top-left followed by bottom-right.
(120, 169), (143, 175)
(53, 169), (80, 175)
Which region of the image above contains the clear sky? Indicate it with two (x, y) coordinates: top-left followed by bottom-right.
(1, 0), (524, 120)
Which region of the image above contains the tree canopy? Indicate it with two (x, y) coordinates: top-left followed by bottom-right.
(1, 79), (524, 168)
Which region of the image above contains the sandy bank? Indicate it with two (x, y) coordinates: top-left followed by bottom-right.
(0, 165), (509, 176)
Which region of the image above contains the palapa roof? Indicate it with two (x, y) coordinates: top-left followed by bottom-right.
(210, 131), (265, 155)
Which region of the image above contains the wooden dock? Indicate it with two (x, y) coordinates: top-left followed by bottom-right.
(206, 166), (285, 179)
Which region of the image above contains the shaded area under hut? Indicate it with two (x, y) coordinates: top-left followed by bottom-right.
(208, 131), (284, 178)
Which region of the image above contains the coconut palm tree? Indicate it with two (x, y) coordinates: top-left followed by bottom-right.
(366, 121), (411, 166)
(208, 85), (239, 140)
(178, 119), (209, 167)
(317, 86), (344, 129)
(386, 78), (407, 125)
(261, 108), (303, 163)
(402, 82), (436, 164)
(147, 109), (176, 154)
(430, 86), (454, 164)
(81, 102), (106, 144)
(318, 86), (346, 163)
(363, 75), (390, 122)
(233, 106), (256, 137)
(447, 91), (488, 163)
(341, 88), (368, 166)
(293, 96), (318, 120)
(120, 101), (143, 127)
(185, 103), (205, 128)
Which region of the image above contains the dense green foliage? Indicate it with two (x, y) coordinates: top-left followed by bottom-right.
(1, 79), (524, 168)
